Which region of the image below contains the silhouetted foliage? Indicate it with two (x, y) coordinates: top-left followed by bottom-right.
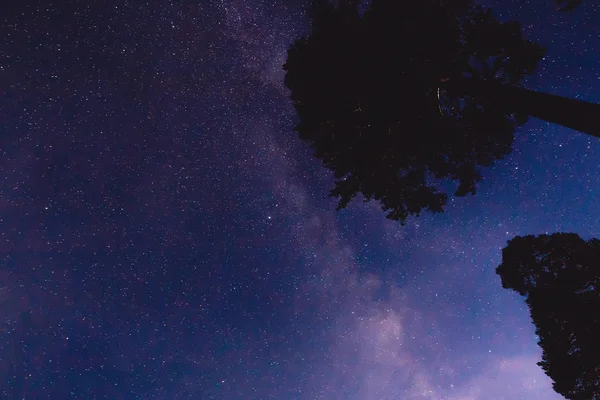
(283, 0), (600, 224)
(497, 233), (600, 400)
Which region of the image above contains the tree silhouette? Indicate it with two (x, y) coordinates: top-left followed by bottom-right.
(497, 233), (600, 400)
(283, 0), (600, 223)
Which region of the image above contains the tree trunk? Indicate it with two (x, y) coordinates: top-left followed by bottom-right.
(441, 78), (600, 139)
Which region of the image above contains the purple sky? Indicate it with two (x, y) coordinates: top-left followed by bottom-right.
(2, 0), (599, 398)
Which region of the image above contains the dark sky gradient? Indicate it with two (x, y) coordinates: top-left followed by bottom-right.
(1, 0), (599, 399)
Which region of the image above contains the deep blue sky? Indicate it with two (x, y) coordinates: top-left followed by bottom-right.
(1, 0), (599, 399)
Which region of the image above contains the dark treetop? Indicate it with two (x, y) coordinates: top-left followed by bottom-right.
(283, 0), (599, 224)
(497, 233), (600, 400)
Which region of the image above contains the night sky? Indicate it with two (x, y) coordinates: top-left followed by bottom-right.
(1, 0), (600, 399)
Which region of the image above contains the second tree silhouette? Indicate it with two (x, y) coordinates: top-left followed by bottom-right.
(497, 233), (600, 400)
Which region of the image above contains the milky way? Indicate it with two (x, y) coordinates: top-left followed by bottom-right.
(1, 0), (599, 398)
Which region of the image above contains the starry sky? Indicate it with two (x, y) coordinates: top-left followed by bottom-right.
(1, 0), (600, 399)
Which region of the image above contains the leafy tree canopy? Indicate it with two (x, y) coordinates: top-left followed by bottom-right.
(497, 233), (600, 400)
(283, 0), (546, 223)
